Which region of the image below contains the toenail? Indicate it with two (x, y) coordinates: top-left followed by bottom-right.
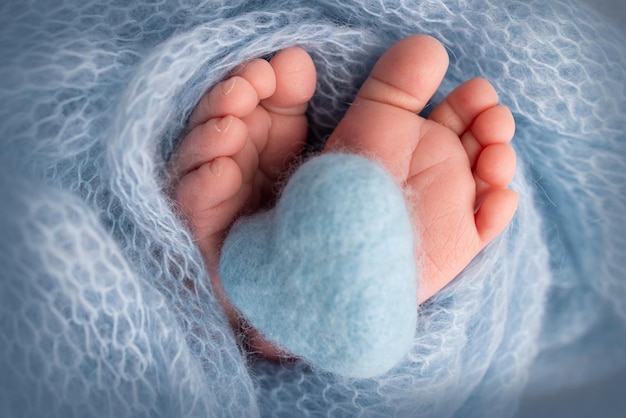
(222, 77), (237, 95)
(215, 115), (233, 133)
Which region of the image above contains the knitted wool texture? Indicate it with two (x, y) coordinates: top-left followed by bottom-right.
(1, 0), (625, 416)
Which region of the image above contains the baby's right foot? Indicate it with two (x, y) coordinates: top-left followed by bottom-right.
(325, 35), (519, 303)
(169, 48), (316, 322)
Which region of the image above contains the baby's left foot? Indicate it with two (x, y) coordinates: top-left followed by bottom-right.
(168, 47), (316, 329)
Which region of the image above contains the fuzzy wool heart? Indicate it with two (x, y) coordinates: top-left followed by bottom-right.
(220, 153), (417, 378)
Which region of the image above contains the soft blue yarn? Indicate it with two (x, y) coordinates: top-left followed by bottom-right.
(0, 0), (625, 417)
(220, 153), (417, 378)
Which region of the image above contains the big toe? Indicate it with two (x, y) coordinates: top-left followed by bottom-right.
(356, 34), (449, 113)
(262, 47), (317, 115)
(324, 35), (449, 180)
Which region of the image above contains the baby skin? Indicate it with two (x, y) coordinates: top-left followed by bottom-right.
(169, 35), (518, 358)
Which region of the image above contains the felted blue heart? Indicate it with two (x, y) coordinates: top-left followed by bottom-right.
(219, 153), (417, 378)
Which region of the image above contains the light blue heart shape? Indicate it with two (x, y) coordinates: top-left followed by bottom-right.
(220, 153), (417, 378)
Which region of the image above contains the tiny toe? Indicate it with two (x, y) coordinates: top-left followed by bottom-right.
(475, 143), (517, 189)
(428, 78), (498, 136)
(357, 34), (449, 113)
(325, 35), (449, 170)
(174, 156), (243, 239)
(189, 75), (260, 127)
(252, 47), (315, 189)
(169, 116), (248, 180)
(475, 188), (518, 245)
(462, 105), (515, 170)
(470, 105), (516, 146)
(262, 47), (317, 114)
(231, 58), (277, 101)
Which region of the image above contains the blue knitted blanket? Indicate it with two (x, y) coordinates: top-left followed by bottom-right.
(1, 0), (625, 416)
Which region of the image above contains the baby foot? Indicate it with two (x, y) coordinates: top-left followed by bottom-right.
(169, 48), (316, 318)
(324, 34), (518, 303)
